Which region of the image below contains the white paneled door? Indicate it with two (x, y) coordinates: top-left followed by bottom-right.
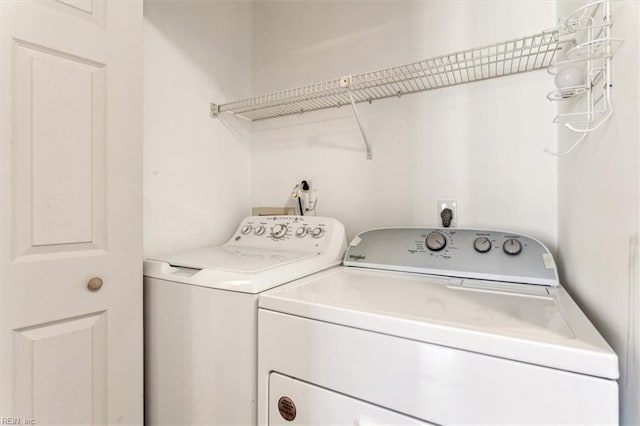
(0, 1), (143, 424)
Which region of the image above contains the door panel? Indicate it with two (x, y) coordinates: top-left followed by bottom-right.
(1, 1), (142, 424)
(14, 40), (106, 255)
(56, 0), (93, 15)
(13, 312), (107, 424)
(46, 0), (106, 27)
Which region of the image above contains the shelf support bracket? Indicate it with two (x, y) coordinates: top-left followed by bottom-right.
(210, 103), (220, 118)
(345, 87), (373, 160)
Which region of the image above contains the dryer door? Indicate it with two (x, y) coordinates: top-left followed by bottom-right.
(269, 373), (432, 425)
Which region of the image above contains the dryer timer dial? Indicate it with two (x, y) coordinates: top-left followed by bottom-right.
(425, 231), (447, 251)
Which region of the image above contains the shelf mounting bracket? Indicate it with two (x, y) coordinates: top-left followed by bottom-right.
(210, 103), (220, 118)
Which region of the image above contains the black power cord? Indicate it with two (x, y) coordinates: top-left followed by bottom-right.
(298, 180), (310, 216)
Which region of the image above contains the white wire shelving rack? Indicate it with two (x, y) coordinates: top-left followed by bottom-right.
(211, 30), (565, 159)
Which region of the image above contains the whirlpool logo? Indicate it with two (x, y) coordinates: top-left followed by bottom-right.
(349, 254), (366, 261)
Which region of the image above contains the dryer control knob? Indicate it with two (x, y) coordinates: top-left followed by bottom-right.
(241, 225), (252, 235)
(503, 238), (523, 255)
(296, 227), (308, 238)
(272, 224), (288, 239)
(254, 225), (266, 236)
(473, 237), (492, 253)
(425, 231), (446, 251)
(311, 227), (325, 238)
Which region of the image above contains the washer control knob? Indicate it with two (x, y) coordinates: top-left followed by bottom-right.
(425, 231), (446, 251)
(254, 225), (266, 236)
(311, 227), (325, 239)
(241, 225), (252, 235)
(473, 237), (492, 253)
(503, 238), (523, 255)
(295, 227), (308, 238)
(272, 224), (288, 239)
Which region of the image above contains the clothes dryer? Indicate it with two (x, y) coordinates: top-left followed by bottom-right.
(258, 228), (618, 425)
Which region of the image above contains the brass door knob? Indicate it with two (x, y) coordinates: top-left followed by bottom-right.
(87, 277), (103, 291)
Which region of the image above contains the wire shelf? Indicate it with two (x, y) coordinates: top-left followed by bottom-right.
(211, 30), (561, 121)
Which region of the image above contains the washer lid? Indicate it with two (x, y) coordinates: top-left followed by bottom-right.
(259, 267), (618, 379)
(148, 246), (313, 274)
(143, 247), (333, 294)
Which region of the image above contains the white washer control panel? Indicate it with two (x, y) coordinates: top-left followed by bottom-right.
(344, 228), (559, 286)
(230, 216), (341, 253)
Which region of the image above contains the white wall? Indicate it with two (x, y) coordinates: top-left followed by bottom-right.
(140, 0), (637, 421)
(556, 1), (640, 424)
(143, 0), (253, 258)
(144, 0), (640, 424)
(251, 1), (558, 248)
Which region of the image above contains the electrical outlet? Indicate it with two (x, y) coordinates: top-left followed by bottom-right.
(437, 200), (457, 228)
(301, 179), (318, 215)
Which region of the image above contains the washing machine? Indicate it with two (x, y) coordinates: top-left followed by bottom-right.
(258, 228), (619, 425)
(144, 215), (347, 426)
